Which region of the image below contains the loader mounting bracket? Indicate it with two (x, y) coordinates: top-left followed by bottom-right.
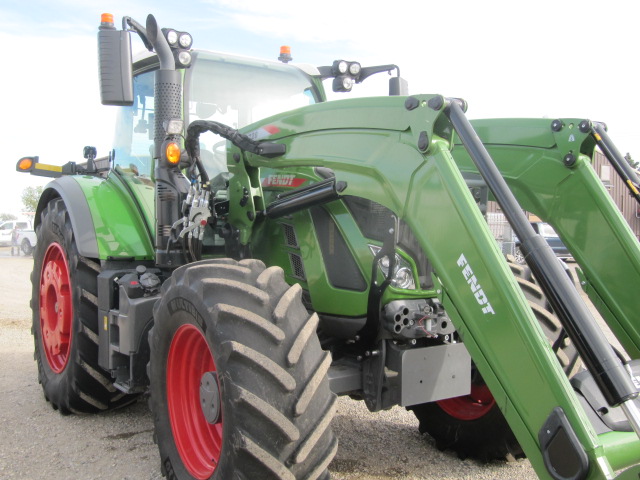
(539, 407), (589, 480)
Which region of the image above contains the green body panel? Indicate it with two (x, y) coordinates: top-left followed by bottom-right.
(600, 431), (640, 472)
(74, 172), (155, 260)
(252, 188), (372, 317)
(225, 97), (640, 478)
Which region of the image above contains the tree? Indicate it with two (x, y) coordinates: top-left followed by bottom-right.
(625, 153), (639, 169)
(21, 186), (44, 212)
(0, 213), (17, 222)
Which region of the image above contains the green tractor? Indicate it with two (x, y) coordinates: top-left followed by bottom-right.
(18, 12), (640, 480)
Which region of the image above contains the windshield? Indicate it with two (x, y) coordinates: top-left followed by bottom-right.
(111, 52), (318, 180)
(186, 51), (318, 177)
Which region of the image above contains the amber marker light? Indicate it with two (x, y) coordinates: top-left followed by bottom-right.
(278, 45), (292, 63)
(166, 142), (181, 165)
(101, 13), (114, 24)
(18, 157), (34, 171)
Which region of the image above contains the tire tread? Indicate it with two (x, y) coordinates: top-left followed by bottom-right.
(149, 260), (336, 480)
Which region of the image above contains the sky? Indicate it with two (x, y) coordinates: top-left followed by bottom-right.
(2, 0), (639, 217)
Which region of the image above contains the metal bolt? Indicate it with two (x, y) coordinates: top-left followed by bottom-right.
(427, 96), (444, 111)
(551, 119), (563, 132)
(578, 120), (590, 133)
(563, 153), (577, 167)
(418, 131), (429, 152)
(404, 96), (419, 111)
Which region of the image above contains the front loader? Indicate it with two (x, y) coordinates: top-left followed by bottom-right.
(17, 12), (640, 480)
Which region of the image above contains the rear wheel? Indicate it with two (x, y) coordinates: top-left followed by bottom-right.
(149, 259), (337, 479)
(32, 198), (137, 414)
(513, 247), (526, 265)
(408, 260), (580, 460)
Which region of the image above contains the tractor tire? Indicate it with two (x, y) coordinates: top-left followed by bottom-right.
(149, 259), (338, 480)
(408, 260), (580, 461)
(32, 198), (138, 414)
(21, 238), (33, 256)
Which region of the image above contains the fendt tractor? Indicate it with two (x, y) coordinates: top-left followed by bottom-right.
(16, 12), (640, 480)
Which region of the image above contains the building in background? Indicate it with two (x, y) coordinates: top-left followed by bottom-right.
(592, 150), (640, 239)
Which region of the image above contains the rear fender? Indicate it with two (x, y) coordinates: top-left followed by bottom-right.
(35, 175), (154, 260)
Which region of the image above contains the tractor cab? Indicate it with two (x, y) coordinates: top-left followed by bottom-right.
(112, 50), (323, 182)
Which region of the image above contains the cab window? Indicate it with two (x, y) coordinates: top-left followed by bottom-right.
(112, 70), (155, 179)
(186, 52), (318, 178)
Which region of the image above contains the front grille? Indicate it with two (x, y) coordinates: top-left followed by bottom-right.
(283, 224), (298, 248)
(289, 253), (306, 280)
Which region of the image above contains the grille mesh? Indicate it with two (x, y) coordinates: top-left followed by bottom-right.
(283, 224), (298, 248)
(289, 253), (305, 280)
(154, 82), (182, 146)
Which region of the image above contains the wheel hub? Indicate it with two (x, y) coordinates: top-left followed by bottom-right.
(40, 243), (73, 373)
(166, 324), (222, 479)
(200, 371), (221, 424)
(437, 382), (495, 420)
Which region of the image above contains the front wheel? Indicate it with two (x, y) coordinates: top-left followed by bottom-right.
(149, 259), (337, 479)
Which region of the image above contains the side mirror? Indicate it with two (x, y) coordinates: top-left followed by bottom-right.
(389, 76), (408, 96)
(98, 14), (134, 106)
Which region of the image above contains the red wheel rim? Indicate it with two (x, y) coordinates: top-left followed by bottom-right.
(39, 243), (73, 373)
(437, 383), (495, 420)
(167, 324), (222, 479)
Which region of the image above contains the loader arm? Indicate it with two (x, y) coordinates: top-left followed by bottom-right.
(223, 94), (640, 479)
(452, 118), (640, 360)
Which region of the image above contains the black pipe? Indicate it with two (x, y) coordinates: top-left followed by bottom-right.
(265, 178), (346, 219)
(145, 15), (174, 71)
(146, 14), (190, 268)
(444, 99), (637, 407)
(589, 122), (640, 205)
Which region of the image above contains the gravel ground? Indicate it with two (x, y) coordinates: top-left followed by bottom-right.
(0, 247), (539, 479)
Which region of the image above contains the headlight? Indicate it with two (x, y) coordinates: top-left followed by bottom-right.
(164, 118), (184, 135)
(342, 77), (354, 90)
(393, 267), (414, 289)
(177, 51), (192, 66)
(166, 29), (178, 45)
(349, 62), (361, 75)
(369, 245), (416, 290)
(337, 60), (348, 74)
(179, 33), (193, 49)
